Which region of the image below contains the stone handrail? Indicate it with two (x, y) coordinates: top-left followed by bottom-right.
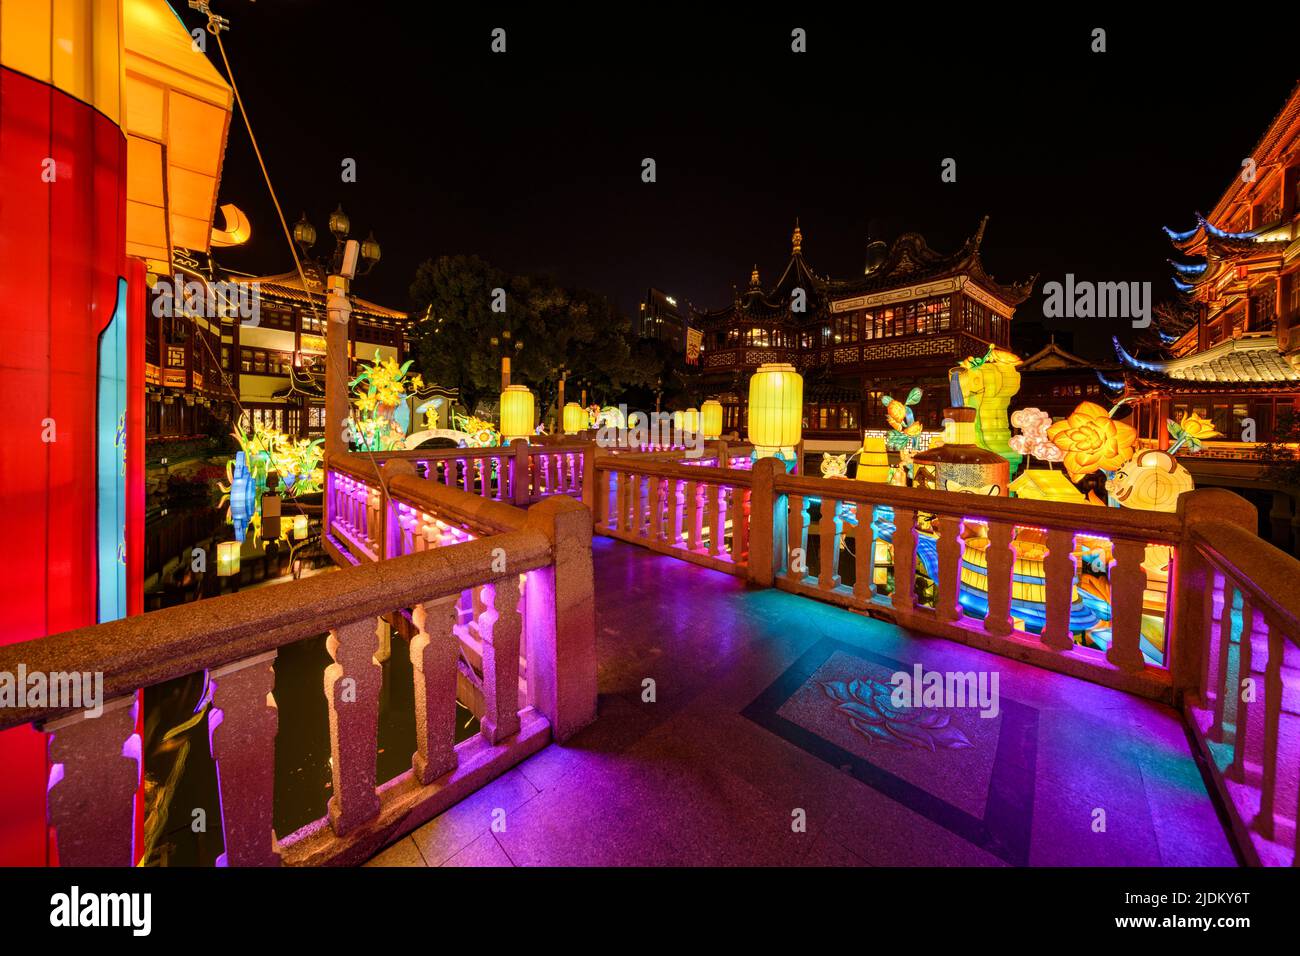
(0, 480), (597, 867)
(1179, 503), (1300, 867)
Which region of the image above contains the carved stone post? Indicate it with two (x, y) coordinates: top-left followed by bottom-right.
(43, 694), (139, 867)
(411, 595), (460, 784)
(209, 651), (280, 866)
(480, 575), (523, 744)
(325, 617), (382, 835)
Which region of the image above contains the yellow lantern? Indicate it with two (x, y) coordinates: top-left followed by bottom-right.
(562, 402), (586, 435)
(293, 514), (310, 540)
(500, 385), (535, 440)
(701, 399), (723, 439)
(747, 363), (802, 459)
(856, 435), (890, 483)
(680, 407), (700, 433)
(217, 541), (241, 577)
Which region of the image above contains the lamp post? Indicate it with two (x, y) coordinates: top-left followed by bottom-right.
(489, 328), (524, 392)
(294, 204), (380, 459)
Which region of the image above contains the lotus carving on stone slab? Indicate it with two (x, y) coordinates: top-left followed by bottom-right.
(820, 678), (973, 752)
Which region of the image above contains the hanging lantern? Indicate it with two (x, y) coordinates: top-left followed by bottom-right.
(500, 384), (535, 440)
(680, 407), (700, 434)
(562, 401), (586, 435)
(293, 514), (310, 540)
(747, 363), (802, 459)
(217, 541), (241, 577)
(701, 400), (723, 439)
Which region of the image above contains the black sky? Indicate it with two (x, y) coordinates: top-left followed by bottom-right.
(183, 3), (1298, 359)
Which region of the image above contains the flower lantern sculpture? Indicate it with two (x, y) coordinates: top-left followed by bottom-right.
(221, 422), (324, 543)
(1167, 411), (1221, 454)
(1046, 401), (1139, 482)
(349, 351), (423, 452)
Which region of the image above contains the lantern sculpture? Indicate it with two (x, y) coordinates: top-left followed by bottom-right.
(500, 384), (535, 441)
(562, 401), (587, 435)
(680, 407), (700, 434)
(217, 541), (241, 577)
(293, 514), (310, 540)
(856, 435), (891, 483)
(701, 399), (723, 439)
(951, 347), (1022, 472)
(747, 363), (802, 462)
(913, 407), (1009, 496)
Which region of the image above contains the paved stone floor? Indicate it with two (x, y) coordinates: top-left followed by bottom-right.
(366, 538), (1239, 867)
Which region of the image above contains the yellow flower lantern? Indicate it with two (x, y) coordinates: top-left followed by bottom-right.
(562, 402), (586, 435)
(748, 363), (802, 459)
(701, 399), (723, 439)
(1047, 401), (1139, 480)
(500, 385), (535, 441)
(217, 541), (241, 577)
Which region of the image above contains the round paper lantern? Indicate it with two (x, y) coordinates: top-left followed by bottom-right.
(562, 402), (586, 435)
(500, 385), (535, 440)
(701, 400), (723, 439)
(217, 541), (241, 577)
(747, 363), (802, 457)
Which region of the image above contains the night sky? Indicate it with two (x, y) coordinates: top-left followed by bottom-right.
(185, 3), (1297, 359)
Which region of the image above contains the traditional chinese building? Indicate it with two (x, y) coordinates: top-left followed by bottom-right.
(690, 219), (1035, 452)
(1016, 337), (1119, 419)
(1113, 80), (1300, 551)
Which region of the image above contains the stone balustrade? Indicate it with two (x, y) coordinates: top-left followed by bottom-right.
(0, 469), (597, 867)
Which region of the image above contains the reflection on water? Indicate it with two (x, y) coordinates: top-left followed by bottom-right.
(144, 619), (478, 866)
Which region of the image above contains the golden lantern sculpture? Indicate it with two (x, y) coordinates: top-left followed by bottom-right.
(216, 541), (241, 577)
(562, 402), (587, 435)
(701, 399), (723, 439)
(747, 363), (802, 461)
(500, 384), (535, 441)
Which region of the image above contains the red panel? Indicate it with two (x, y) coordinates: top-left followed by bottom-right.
(0, 66), (126, 866)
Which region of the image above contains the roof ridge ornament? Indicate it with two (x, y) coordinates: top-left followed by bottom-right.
(792, 219), (803, 255)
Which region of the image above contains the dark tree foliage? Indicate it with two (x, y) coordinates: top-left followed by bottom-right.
(409, 255), (665, 415)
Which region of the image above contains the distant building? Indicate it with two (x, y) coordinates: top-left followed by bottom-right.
(637, 287), (687, 351)
(690, 220), (1035, 449)
(1017, 338), (1119, 420)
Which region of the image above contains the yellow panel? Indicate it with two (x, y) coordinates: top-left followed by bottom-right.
(168, 164), (214, 219)
(125, 201), (168, 259)
(126, 134), (165, 205)
(167, 92), (225, 175)
(52, 0), (93, 105)
(122, 0), (231, 108)
(123, 73), (164, 139)
(90, 0), (121, 124)
(171, 212), (213, 251)
(1, 0), (55, 83)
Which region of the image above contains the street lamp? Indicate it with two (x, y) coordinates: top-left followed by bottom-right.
(294, 204), (380, 280)
(489, 328), (524, 391)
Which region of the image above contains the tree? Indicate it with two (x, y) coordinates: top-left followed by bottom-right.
(408, 256), (661, 415)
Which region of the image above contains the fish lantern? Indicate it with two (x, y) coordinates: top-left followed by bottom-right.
(951, 347), (1022, 472)
(1106, 449), (1195, 512)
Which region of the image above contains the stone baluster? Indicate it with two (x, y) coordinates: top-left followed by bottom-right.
(325, 617), (382, 835)
(411, 594), (461, 784)
(1106, 538), (1149, 672)
(891, 506), (917, 611)
(209, 651), (280, 866)
(480, 575), (523, 744)
(704, 483), (721, 555)
(685, 479), (702, 550)
(1254, 621), (1284, 839)
(1040, 529), (1076, 651)
(853, 504), (875, 602)
(43, 694), (139, 867)
(647, 474), (662, 542)
(1228, 598), (1256, 782)
(786, 494), (809, 581)
(667, 478), (684, 546)
(734, 488), (751, 563)
(818, 498), (843, 590)
(983, 520), (1015, 637)
(933, 513), (964, 623)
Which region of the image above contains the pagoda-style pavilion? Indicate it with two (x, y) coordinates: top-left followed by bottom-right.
(690, 219), (1035, 451)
